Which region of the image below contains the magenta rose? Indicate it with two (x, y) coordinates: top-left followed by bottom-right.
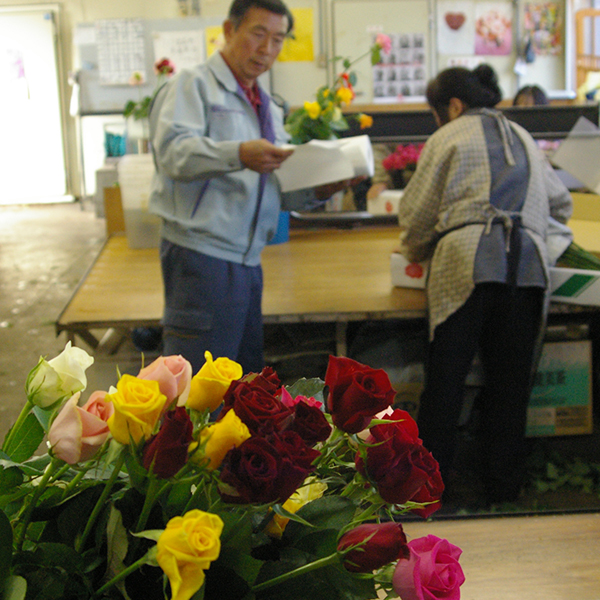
(48, 391), (114, 464)
(286, 400), (332, 446)
(221, 376), (291, 435)
(142, 406), (193, 478)
(355, 410), (443, 516)
(137, 355), (192, 407)
(338, 522), (409, 573)
(325, 356), (395, 433)
(393, 535), (464, 600)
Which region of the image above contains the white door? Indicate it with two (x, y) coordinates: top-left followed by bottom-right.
(0, 6), (67, 204)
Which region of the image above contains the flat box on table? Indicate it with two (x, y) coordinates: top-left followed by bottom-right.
(526, 339), (593, 437)
(368, 190), (403, 216)
(390, 252), (429, 289)
(549, 266), (600, 306)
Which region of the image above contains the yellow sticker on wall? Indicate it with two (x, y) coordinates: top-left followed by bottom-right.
(278, 7), (314, 62)
(205, 25), (225, 58)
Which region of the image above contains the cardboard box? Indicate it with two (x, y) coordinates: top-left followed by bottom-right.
(390, 252), (429, 289)
(550, 266), (600, 306)
(526, 339), (593, 437)
(368, 190), (403, 215)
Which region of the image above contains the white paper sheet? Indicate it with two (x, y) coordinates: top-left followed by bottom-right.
(275, 135), (374, 193)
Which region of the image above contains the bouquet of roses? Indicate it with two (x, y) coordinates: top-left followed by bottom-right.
(284, 34), (392, 144)
(382, 144), (424, 172)
(0, 343), (465, 600)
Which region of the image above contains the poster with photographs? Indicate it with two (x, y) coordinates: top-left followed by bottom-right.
(372, 32), (427, 102)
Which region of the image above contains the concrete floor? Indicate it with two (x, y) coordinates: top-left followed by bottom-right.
(0, 200), (150, 444)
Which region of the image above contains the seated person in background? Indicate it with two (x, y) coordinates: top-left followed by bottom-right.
(513, 84), (548, 106)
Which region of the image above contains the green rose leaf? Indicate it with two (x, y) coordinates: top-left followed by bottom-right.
(3, 576), (27, 600)
(2, 413), (45, 463)
(285, 378), (325, 405)
(0, 510), (13, 592)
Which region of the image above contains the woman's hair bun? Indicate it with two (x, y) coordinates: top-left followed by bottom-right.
(472, 64), (502, 106)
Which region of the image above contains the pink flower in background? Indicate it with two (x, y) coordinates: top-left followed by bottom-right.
(383, 144), (425, 171)
(375, 33), (392, 54)
(48, 391), (114, 464)
(393, 535), (465, 600)
(138, 355), (192, 407)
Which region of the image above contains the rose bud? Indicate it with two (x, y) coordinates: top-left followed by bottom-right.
(393, 535), (464, 600)
(187, 351), (243, 412)
(143, 406), (193, 478)
(138, 355), (192, 407)
(338, 522), (409, 573)
(325, 356), (395, 434)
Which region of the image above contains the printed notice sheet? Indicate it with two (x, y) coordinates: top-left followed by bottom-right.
(275, 135), (374, 193)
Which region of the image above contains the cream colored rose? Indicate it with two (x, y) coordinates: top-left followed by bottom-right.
(157, 510), (224, 600)
(106, 374), (168, 444)
(26, 342), (94, 408)
(186, 351), (243, 412)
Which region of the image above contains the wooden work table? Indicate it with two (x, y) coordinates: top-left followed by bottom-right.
(56, 201), (600, 354)
(397, 511), (600, 600)
(56, 226), (426, 353)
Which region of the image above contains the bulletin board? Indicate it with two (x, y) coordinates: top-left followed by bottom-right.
(75, 15), (225, 115)
(331, 0), (432, 104)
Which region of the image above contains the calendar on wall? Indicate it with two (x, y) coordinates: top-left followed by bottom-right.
(96, 19), (147, 85)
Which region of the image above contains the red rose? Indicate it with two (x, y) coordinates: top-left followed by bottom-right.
(325, 356), (395, 433)
(338, 522), (409, 573)
(355, 410), (443, 516)
(142, 406), (193, 478)
(219, 437), (282, 504)
(286, 400), (332, 446)
(221, 377), (291, 435)
(267, 430), (320, 501)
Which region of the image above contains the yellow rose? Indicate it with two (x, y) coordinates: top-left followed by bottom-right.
(186, 351), (243, 412)
(304, 101), (321, 120)
(191, 409), (251, 470)
(106, 374), (167, 444)
(157, 510), (224, 600)
(265, 478), (328, 538)
(336, 86), (353, 106)
(359, 113), (373, 129)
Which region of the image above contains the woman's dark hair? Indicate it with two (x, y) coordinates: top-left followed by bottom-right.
(228, 0), (294, 34)
(513, 85), (549, 106)
(426, 64), (502, 124)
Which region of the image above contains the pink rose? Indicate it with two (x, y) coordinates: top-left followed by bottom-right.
(393, 535), (464, 600)
(375, 33), (392, 54)
(279, 387), (323, 409)
(138, 355), (192, 407)
(48, 391), (114, 464)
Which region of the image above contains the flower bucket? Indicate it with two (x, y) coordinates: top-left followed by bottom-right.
(268, 211), (290, 245)
(117, 154), (161, 248)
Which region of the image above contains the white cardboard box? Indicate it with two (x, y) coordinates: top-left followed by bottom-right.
(390, 252), (429, 289)
(549, 266), (600, 306)
(368, 190), (403, 216)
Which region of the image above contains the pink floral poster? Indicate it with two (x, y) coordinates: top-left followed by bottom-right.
(475, 2), (513, 56)
(524, 2), (562, 55)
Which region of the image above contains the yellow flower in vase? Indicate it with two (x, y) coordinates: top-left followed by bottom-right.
(284, 35), (391, 144)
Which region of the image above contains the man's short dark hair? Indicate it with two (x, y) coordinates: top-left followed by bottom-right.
(228, 0), (294, 34)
